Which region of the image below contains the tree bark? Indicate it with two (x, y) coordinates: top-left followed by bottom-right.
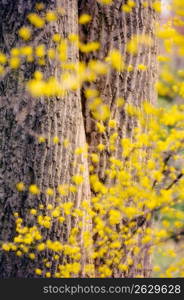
(79, 0), (158, 277)
(0, 0), (91, 277)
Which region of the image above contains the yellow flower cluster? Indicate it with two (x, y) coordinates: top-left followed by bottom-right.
(2, 1), (184, 279)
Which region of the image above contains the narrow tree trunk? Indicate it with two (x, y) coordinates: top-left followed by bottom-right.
(79, 0), (158, 277)
(0, 0), (91, 277)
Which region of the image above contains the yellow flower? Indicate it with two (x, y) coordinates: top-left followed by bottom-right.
(122, 4), (132, 13)
(85, 89), (99, 99)
(34, 71), (43, 80)
(63, 202), (74, 215)
(38, 136), (46, 143)
(89, 165), (94, 172)
(72, 175), (83, 185)
(124, 207), (137, 218)
(52, 209), (60, 218)
(35, 268), (42, 275)
(16, 182), (25, 192)
(35, 45), (45, 57)
(89, 97), (102, 111)
(127, 38), (138, 54)
(79, 41), (100, 53)
(119, 264), (128, 271)
(0, 52), (7, 64)
(142, 235), (152, 243)
(37, 243), (46, 251)
(27, 79), (45, 97)
(128, 0), (136, 7)
(47, 204), (53, 210)
(20, 46), (33, 57)
(167, 249), (176, 258)
(52, 33), (61, 43)
(29, 253), (35, 260)
(138, 64), (147, 71)
(84, 264), (95, 276)
(45, 11), (57, 22)
(126, 64), (134, 72)
(28, 13), (45, 28)
(109, 210), (121, 225)
(108, 119), (117, 128)
(79, 14), (92, 24)
(91, 153), (100, 163)
(162, 220), (170, 228)
(92, 104), (110, 121)
(98, 265), (112, 277)
(97, 0), (113, 4)
(38, 58), (45, 66)
(58, 40), (68, 61)
(133, 247), (140, 255)
(88, 60), (108, 75)
(97, 143), (105, 151)
(35, 2), (45, 10)
(2, 243), (11, 251)
(68, 33), (79, 43)
(68, 185), (76, 194)
(16, 250), (22, 257)
(106, 49), (124, 71)
(153, 265), (160, 272)
(10, 48), (20, 56)
(58, 216), (65, 223)
(57, 184), (69, 196)
(152, 1), (161, 13)
(110, 241), (121, 248)
(53, 136), (60, 144)
(29, 184), (40, 195)
(9, 57), (20, 69)
(71, 262), (81, 274)
(46, 188), (54, 196)
(47, 48), (56, 59)
(18, 26), (32, 40)
(30, 209), (37, 215)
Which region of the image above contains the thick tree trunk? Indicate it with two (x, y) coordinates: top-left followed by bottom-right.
(79, 0), (158, 277)
(0, 0), (91, 277)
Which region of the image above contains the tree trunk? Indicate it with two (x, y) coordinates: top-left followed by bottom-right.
(0, 0), (159, 278)
(79, 0), (158, 277)
(0, 0), (91, 277)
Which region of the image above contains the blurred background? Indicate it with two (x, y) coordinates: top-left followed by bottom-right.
(153, 0), (184, 277)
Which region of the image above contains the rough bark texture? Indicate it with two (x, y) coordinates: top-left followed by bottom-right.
(0, 0), (91, 277)
(79, 0), (158, 277)
(0, 0), (159, 278)
(79, 0), (158, 168)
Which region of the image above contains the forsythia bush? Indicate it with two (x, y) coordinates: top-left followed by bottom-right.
(1, 0), (184, 278)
